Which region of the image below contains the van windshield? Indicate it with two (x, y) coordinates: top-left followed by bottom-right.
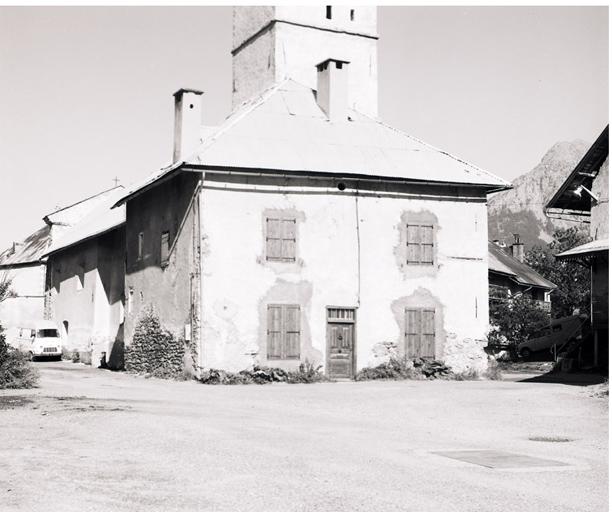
(37, 329), (59, 338)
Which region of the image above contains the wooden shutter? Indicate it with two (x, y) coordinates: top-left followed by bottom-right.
(405, 308), (420, 357)
(405, 308), (436, 359)
(420, 226), (434, 264)
(284, 305), (301, 359)
(267, 305), (283, 359)
(406, 224), (434, 265)
(266, 218), (282, 260)
(161, 231), (170, 264)
(267, 304), (300, 359)
(281, 219), (296, 261)
(406, 224), (421, 264)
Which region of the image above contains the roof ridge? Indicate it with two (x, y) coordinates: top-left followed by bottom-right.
(43, 185), (124, 221)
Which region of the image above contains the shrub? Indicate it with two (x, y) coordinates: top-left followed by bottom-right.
(124, 309), (185, 379)
(198, 360), (327, 385)
(0, 324), (39, 389)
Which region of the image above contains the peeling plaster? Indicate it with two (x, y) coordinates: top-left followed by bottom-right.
(257, 207), (306, 272)
(394, 210), (441, 279)
(257, 278), (322, 368)
(390, 287), (446, 360)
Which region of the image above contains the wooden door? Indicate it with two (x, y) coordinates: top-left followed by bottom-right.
(326, 308), (355, 379)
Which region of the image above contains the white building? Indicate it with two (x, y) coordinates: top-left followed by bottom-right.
(114, 6), (511, 378)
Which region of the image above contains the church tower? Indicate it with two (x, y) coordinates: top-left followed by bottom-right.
(231, 6), (378, 116)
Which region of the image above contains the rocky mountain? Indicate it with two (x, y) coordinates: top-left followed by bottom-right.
(488, 140), (589, 251)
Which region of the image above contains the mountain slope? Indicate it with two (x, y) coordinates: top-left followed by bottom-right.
(488, 140), (589, 250)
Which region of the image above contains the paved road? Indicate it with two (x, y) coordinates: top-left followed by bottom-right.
(0, 361), (608, 512)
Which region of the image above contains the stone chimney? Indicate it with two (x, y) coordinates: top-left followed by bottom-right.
(511, 234), (524, 262)
(173, 88), (203, 162)
(316, 58), (350, 122)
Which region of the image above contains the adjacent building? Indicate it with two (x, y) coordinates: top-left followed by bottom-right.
(488, 237), (556, 311)
(42, 188), (126, 368)
(545, 125), (609, 368)
(0, 188), (120, 345)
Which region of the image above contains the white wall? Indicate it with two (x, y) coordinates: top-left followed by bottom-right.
(199, 177), (489, 374)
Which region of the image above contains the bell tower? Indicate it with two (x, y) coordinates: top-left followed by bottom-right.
(231, 6), (378, 116)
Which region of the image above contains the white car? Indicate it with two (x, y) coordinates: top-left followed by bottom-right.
(17, 321), (63, 360)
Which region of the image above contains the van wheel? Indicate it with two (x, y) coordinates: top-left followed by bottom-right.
(28, 352), (34, 362)
(520, 348), (531, 359)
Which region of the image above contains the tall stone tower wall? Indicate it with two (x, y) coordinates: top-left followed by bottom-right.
(232, 6), (378, 116)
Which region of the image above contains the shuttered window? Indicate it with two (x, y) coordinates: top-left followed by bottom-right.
(267, 304), (301, 359)
(406, 224), (434, 265)
(137, 232), (144, 261)
(266, 218), (296, 262)
(160, 231), (170, 266)
(405, 308), (436, 359)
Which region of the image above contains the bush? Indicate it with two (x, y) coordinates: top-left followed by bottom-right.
(0, 324), (39, 389)
(124, 309), (185, 379)
(489, 293), (551, 350)
(355, 356), (455, 381)
(198, 360), (327, 385)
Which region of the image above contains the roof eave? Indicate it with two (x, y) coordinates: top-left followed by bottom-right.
(182, 163), (510, 192)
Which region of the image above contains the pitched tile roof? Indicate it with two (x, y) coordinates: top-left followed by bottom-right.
(115, 79), (510, 207)
(42, 188), (126, 258)
(488, 241), (556, 290)
(556, 238), (608, 260)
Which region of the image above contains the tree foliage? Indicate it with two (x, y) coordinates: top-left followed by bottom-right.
(0, 273), (16, 303)
(489, 293), (551, 348)
(525, 227), (591, 318)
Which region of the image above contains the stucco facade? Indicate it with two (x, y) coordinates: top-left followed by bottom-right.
(46, 227), (125, 368)
(124, 172), (201, 360)
(199, 174), (490, 374)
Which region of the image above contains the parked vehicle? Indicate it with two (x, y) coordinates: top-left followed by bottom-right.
(16, 320), (63, 360)
(517, 315), (587, 359)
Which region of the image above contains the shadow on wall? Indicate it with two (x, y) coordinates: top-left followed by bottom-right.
(106, 323), (124, 370)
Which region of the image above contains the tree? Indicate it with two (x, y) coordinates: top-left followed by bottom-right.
(489, 293), (551, 348)
(0, 272), (15, 303)
(525, 227), (591, 318)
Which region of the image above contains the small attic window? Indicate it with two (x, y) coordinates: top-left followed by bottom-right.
(326, 6), (332, 19)
(350, 9), (355, 21)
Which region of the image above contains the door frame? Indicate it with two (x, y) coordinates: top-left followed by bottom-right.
(325, 306), (357, 378)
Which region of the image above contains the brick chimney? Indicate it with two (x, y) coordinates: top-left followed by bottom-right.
(173, 88), (203, 162)
(316, 58), (350, 122)
(511, 234), (524, 262)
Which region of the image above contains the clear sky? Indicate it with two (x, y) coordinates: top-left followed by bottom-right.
(0, 6), (608, 251)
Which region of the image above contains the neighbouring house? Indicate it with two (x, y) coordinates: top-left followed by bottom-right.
(488, 236), (556, 311)
(112, 6), (511, 378)
(0, 187), (120, 345)
(41, 188), (126, 368)
(545, 125), (609, 369)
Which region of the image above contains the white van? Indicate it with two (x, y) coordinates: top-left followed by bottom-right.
(17, 320), (63, 360)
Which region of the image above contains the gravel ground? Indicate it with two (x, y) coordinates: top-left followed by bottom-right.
(0, 361), (608, 512)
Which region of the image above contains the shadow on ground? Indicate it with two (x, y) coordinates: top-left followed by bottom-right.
(518, 371), (608, 386)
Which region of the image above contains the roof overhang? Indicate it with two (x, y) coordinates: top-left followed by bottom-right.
(545, 125), (609, 214)
(555, 239), (609, 262)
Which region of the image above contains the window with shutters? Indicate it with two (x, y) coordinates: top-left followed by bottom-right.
(137, 231), (144, 261)
(406, 224), (434, 265)
(405, 308), (436, 359)
(267, 304), (301, 360)
(265, 217), (297, 262)
(160, 231), (170, 266)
